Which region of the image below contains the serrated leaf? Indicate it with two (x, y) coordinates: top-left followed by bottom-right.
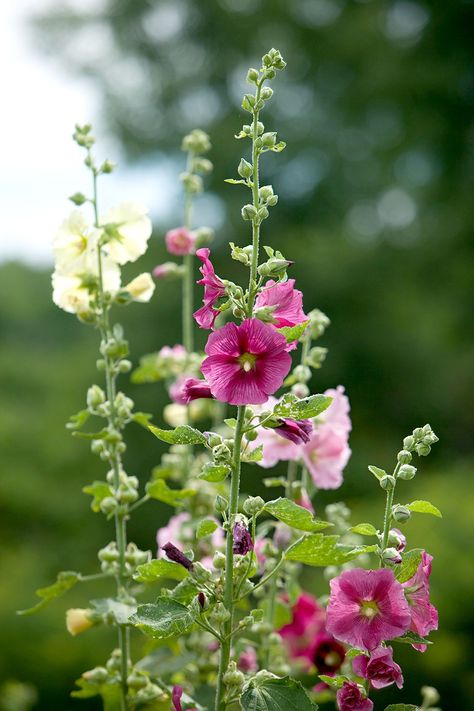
(368, 465), (387, 481)
(384, 704), (420, 710)
(243, 444), (263, 462)
(274, 394), (332, 420)
(146, 478), (195, 506)
(264, 498), (333, 532)
(406, 500), (442, 518)
(241, 676), (318, 711)
(18, 571), (81, 615)
(350, 523), (378, 537)
(396, 548), (423, 583)
(149, 424), (207, 445)
(276, 321), (309, 343)
(91, 598), (137, 624)
(286, 534), (375, 567)
(82, 481), (112, 513)
(318, 674), (350, 689)
(196, 519), (219, 539)
(130, 598), (198, 639)
(198, 462), (230, 482)
(133, 559), (189, 583)
(392, 630), (432, 645)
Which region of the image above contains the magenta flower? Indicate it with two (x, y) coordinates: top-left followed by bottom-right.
(194, 248), (226, 330)
(255, 278), (307, 328)
(274, 417), (313, 444)
(326, 568), (411, 650)
(165, 226), (196, 255)
(171, 685), (197, 711)
(279, 592), (326, 662)
(232, 523), (254, 555)
(200, 319), (291, 405)
(353, 646), (403, 689)
(302, 385), (351, 489)
(182, 377), (213, 403)
(336, 682), (373, 711)
(402, 551), (438, 651)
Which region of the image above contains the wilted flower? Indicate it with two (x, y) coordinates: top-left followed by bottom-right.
(232, 523), (254, 555)
(402, 551), (438, 651)
(162, 542), (193, 571)
(352, 646), (403, 689)
(274, 417), (312, 444)
(255, 278), (307, 329)
(123, 273), (155, 302)
(326, 568), (411, 650)
(194, 248), (226, 330)
(101, 202), (152, 264)
(336, 681), (373, 711)
(182, 377), (213, 404)
(165, 226), (196, 256)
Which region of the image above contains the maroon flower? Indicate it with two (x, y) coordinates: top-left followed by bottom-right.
(353, 646), (403, 689)
(193, 248), (226, 330)
(312, 632), (346, 674)
(162, 542), (193, 571)
(232, 523), (254, 555)
(273, 417), (312, 444)
(336, 681), (373, 711)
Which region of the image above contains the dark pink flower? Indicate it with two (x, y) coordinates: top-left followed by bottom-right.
(326, 568), (411, 650)
(402, 551), (438, 651)
(274, 417), (313, 444)
(279, 592), (326, 662)
(353, 646), (403, 689)
(312, 632), (346, 674)
(171, 685), (198, 711)
(238, 646), (258, 673)
(255, 279), (307, 328)
(233, 523), (254, 555)
(169, 376), (189, 405)
(165, 226), (196, 255)
(153, 262), (180, 279)
(336, 681), (373, 711)
(194, 248), (226, 330)
(182, 377), (213, 403)
(200, 319), (291, 405)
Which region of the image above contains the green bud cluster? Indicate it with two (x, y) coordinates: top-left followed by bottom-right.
(180, 129), (213, 196)
(403, 423), (439, 457)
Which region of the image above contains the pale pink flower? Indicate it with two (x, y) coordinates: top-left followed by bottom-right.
(402, 551), (438, 651)
(336, 681), (373, 711)
(326, 568), (411, 650)
(353, 646), (403, 689)
(201, 319), (291, 405)
(165, 226), (196, 255)
(194, 248), (226, 330)
(238, 646), (258, 673)
(255, 279), (307, 328)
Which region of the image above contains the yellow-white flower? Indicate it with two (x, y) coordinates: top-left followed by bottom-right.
(101, 202), (152, 265)
(163, 403), (188, 427)
(52, 257), (121, 315)
(123, 272), (155, 302)
(66, 608), (94, 636)
(53, 211), (99, 274)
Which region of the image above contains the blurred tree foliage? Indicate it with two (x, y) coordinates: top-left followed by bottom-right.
(1, 0), (472, 708)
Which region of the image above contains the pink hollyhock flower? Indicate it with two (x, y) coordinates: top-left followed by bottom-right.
(312, 632), (346, 675)
(194, 248), (226, 330)
(201, 319), (291, 405)
(302, 386), (351, 489)
(169, 375), (189, 405)
(279, 592), (326, 661)
(253, 538), (268, 572)
(255, 279), (307, 328)
(238, 646), (258, 673)
(165, 226), (196, 255)
(336, 681), (373, 711)
(402, 551), (438, 651)
(182, 377), (213, 403)
(295, 490), (314, 513)
(171, 685), (197, 711)
(152, 262), (179, 279)
(326, 568), (411, 650)
(353, 646), (403, 689)
(274, 417), (312, 444)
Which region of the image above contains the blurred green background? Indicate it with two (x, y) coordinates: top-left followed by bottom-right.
(1, 0), (473, 709)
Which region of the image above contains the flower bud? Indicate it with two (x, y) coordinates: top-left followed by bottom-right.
(403, 435), (415, 450)
(416, 442), (431, 456)
(388, 528), (406, 551)
(421, 686), (440, 706)
(87, 385), (106, 410)
(100, 496), (118, 516)
(213, 551), (226, 569)
(398, 464), (417, 480)
(397, 449), (412, 464)
(69, 192), (87, 206)
(223, 662), (245, 688)
(293, 364), (311, 383)
(259, 185), (274, 201)
(215, 495), (228, 513)
(162, 542), (194, 571)
(261, 132), (277, 148)
(127, 672), (148, 690)
(241, 204), (258, 221)
(101, 159), (116, 174)
(392, 504), (411, 523)
(66, 608), (94, 636)
(238, 158), (253, 179)
(291, 383), (310, 398)
(212, 603), (231, 623)
(382, 547), (402, 565)
(243, 496), (265, 516)
(83, 666), (108, 683)
(246, 67), (259, 84)
(181, 128), (211, 154)
(135, 683), (162, 703)
(380, 475), (396, 491)
(261, 87), (273, 101)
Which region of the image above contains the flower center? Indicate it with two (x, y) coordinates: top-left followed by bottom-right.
(238, 352), (257, 372)
(359, 599), (379, 619)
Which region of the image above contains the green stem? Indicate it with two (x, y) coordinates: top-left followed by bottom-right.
(182, 154), (194, 353)
(380, 463), (400, 565)
(214, 405), (245, 711)
(286, 460), (297, 499)
(247, 82), (263, 315)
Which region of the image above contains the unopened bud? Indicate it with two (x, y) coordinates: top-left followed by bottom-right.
(392, 504), (411, 523)
(382, 547), (402, 565)
(215, 495), (228, 513)
(398, 464), (417, 480)
(380, 475), (396, 491)
(246, 68), (259, 84)
(243, 496), (265, 516)
(397, 449), (412, 464)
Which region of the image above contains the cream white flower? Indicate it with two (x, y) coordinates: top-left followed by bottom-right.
(52, 257), (121, 315)
(66, 608), (94, 636)
(163, 403), (188, 427)
(53, 211), (100, 274)
(101, 202), (152, 265)
(123, 272), (155, 302)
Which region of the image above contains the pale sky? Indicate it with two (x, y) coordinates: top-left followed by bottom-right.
(0, 0), (178, 266)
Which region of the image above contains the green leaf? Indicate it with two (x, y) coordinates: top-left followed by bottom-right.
(264, 498), (333, 532)
(224, 418), (237, 429)
(66, 408), (90, 431)
(131, 411), (153, 428)
(91, 598), (137, 624)
(368, 465), (387, 481)
(198, 462), (230, 482)
(224, 178), (247, 185)
(263, 477), (287, 488)
(240, 676), (318, 711)
(133, 559), (189, 583)
(406, 500), (442, 518)
(276, 321), (309, 343)
(72, 678), (122, 710)
(392, 630), (432, 646)
(350, 523), (378, 537)
(243, 444), (263, 462)
(130, 598), (198, 639)
(285, 534), (375, 567)
(72, 428), (109, 440)
(18, 571), (81, 615)
(318, 674), (350, 689)
(196, 519), (219, 539)
(146, 478), (195, 506)
(82, 481), (113, 513)
(396, 548), (423, 583)
(274, 394), (332, 420)
(384, 705), (420, 710)
(149, 424), (207, 446)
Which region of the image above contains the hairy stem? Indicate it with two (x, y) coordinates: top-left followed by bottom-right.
(380, 462), (400, 566)
(182, 155), (194, 354)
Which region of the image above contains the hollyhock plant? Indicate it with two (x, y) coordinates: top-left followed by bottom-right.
(255, 278), (307, 328)
(165, 226), (196, 256)
(336, 681), (373, 711)
(101, 202), (152, 264)
(326, 568), (411, 650)
(353, 646), (404, 689)
(194, 247), (226, 329)
(403, 551), (438, 651)
(200, 318), (291, 405)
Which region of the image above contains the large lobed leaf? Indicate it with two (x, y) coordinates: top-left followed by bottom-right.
(240, 676), (318, 711)
(273, 394), (332, 420)
(130, 597), (199, 639)
(264, 498), (332, 532)
(285, 534), (376, 566)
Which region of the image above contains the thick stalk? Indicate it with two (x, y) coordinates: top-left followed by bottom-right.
(247, 83), (263, 315)
(215, 405), (246, 711)
(92, 164), (129, 711)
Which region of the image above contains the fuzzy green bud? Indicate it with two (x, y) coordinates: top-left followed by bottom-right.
(213, 551), (226, 569)
(87, 385), (106, 410)
(238, 158), (253, 179)
(380, 475), (396, 491)
(69, 192), (87, 206)
(215, 495), (228, 513)
(261, 86), (274, 101)
(398, 464), (417, 480)
(392, 504), (411, 523)
(246, 68), (259, 84)
(416, 442), (431, 456)
(397, 449), (412, 464)
(241, 204), (258, 221)
(403, 435), (415, 450)
(243, 495), (265, 516)
(101, 159), (116, 174)
(182, 129), (211, 154)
